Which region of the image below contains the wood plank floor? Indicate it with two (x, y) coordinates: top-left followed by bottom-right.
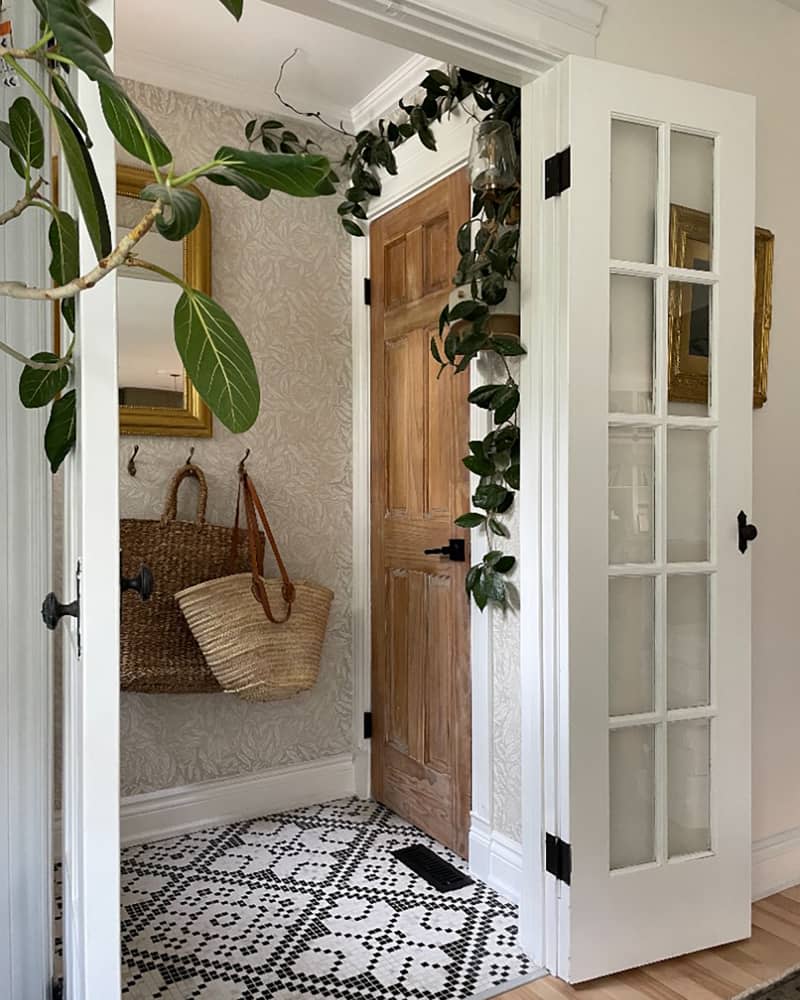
(499, 887), (800, 1000)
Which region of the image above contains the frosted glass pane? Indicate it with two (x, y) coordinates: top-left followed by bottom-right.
(668, 575), (710, 710)
(667, 430), (710, 562)
(609, 576), (655, 717)
(668, 719), (711, 858)
(610, 726), (656, 870)
(609, 428), (655, 564)
(668, 279), (711, 416)
(670, 131), (714, 268)
(609, 275), (655, 414)
(611, 120), (658, 264)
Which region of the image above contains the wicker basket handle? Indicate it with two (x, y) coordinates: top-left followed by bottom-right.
(161, 464), (208, 526)
(232, 471), (295, 624)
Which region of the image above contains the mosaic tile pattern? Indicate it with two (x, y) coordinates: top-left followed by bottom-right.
(55, 799), (536, 999)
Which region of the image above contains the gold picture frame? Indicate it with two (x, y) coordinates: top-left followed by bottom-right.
(54, 162), (214, 437)
(668, 203), (774, 409)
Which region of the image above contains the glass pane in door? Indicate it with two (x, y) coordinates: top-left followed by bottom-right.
(668, 280), (712, 416)
(609, 576), (655, 717)
(611, 120), (658, 264)
(667, 575), (710, 710)
(670, 131), (715, 268)
(667, 430), (710, 562)
(610, 275), (655, 414)
(609, 427), (656, 564)
(668, 719), (712, 857)
(610, 726), (656, 870)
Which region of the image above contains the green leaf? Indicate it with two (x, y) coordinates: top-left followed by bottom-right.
(45, 0), (120, 95)
(79, 1), (113, 52)
(494, 555), (516, 574)
(52, 108), (111, 259)
(174, 289), (260, 433)
(48, 209), (79, 330)
(489, 333), (526, 357)
(463, 454), (493, 477)
(468, 383), (505, 409)
(45, 389), (77, 473)
(449, 298), (488, 323)
(0, 120), (19, 154)
(140, 184), (201, 242)
(19, 353), (69, 409)
(493, 386), (520, 424)
(9, 96), (45, 170)
(456, 221), (471, 255)
(504, 463), (520, 490)
(216, 0), (243, 18)
(438, 304), (449, 336)
(488, 517), (510, 537)
(99, 84), (171, 167)
(481, 272), (507, 306)
(342, 218), (365, 237)
(482, 567), (507, 606)
(473, 483), (511, 511)
(455, 513), (486, 529)
(50, 71), (90, 143)
(9, 150), (26, 179)
(213, 147), (333, 198)
(430, 336), (444, 366)
(202, 164), (270, 201)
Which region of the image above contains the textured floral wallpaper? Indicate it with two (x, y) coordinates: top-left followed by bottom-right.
(116, 80), (353, 798)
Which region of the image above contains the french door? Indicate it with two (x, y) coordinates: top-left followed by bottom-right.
(59, 0), (121, 994)
(531, 56), (756, 981)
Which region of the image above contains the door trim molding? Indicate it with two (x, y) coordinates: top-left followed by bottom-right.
(469, 817), (524, 904)
(0, 3), (53, 993)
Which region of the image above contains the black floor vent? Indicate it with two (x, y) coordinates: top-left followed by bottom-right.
(393, 844), (474, 893)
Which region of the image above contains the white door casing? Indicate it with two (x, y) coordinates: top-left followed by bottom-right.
(528, 55), (756, 982)
(60, 0), (122, 994)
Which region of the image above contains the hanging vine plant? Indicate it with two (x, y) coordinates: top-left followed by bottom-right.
(250, 59), (524, 611)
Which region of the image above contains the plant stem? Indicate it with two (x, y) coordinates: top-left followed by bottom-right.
(126, 258), (188, 291)
(3, 55), (51, 109)
(0, 178), (46, 227)
(169, 159), (224, 188)
(0, 340), (71, 371)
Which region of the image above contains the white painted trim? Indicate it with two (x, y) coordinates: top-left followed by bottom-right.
(55, 755), (356, 848)
(262, 0), (605, 84)
(752, 826), (800, 901)
(0, 3), (53, 995)
(351, 54), (438, 132)
(470, 817), (524, 904)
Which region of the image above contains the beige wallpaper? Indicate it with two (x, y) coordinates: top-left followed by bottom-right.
(117, 79), (353, 798)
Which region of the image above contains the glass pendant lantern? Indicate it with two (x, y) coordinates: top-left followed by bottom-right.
(468, 119), (518, 194)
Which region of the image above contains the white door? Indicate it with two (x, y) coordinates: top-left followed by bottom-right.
(531, 56), (756, 982)
(56, 1), (121, 994)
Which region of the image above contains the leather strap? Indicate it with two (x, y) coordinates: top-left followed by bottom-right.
(230, 471), (295, 624)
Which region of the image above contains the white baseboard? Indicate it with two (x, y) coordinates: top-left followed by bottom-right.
(469, 816), (523, 904)
(753, 825), (800, 901)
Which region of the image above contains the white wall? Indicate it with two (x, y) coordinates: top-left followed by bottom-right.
(597, 0), (800, 851)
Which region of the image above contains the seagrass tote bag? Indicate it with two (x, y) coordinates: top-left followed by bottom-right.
(176, 471), (333, 702)
(120, 463), (252, 693)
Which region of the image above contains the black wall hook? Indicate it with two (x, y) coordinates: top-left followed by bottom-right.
(185, 446), (195, 466)
(238, 448), (251, 476)
(127, 445), (139, 477)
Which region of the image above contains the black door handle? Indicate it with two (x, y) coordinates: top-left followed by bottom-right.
(121, 564), (154, 601)
(738, 511), (758, 554)
(41, 592), (79, 631)
(423, 538), (465, 562)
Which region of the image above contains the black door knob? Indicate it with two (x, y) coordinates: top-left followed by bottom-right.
(423, 538), (466, 562)
(41, 592), (79, 631)
(121, 564), (154, 601)
(738, 510), (758, 554)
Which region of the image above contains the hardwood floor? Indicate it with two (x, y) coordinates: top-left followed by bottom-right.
(499, 887), (800, 999)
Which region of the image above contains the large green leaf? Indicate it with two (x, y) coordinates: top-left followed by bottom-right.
(0, 121), (26, 178)
(19, 353), (69, 409)
(9, 96), (45, 170)
(140, 184), (201, 242)
(99, 84), (171, 167)
(50, 71), (90, 143)
(202, 165), (270, 201)
(216, 0), (244, 19)
(48, 209), (79, 331)
(79, 1), (113, 52)
(53, 108), (111, 258)
(45, 0), (119, 94)
(45, 389), (76, 473)
(173, 289), (259, 433)
(212, 147), (333, 198)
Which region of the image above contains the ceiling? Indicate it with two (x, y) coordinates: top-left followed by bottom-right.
(776, 0), (800, 10)
(115, 0), (418, 128)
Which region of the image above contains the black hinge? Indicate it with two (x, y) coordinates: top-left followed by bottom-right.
(545, 833), (572, 885)
(364, 277), (372, 306)
(363, 711), (373, 739)
(51, 978), (64, 1000)
(544, 147), (571, 199)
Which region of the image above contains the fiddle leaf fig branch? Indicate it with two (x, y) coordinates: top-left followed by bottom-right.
(0, 0), (334, 470)
(245, 62), (524, 611)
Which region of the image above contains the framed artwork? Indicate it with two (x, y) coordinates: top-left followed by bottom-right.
(668, 203), (774, 408)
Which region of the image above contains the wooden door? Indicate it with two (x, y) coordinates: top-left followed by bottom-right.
(370, 170), (471, 857)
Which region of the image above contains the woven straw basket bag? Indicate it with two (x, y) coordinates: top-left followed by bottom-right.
(176, 472), (333, 702)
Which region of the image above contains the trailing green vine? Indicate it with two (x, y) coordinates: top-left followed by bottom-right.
(249, 62), (524, 611)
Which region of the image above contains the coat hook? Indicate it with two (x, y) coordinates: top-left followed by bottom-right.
(127, 445), (139, 477)
(185, 446), (195, 466)
(238, 448), (251, 476)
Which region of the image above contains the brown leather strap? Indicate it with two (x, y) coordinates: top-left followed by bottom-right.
(161, 464), (208, 526)
(236, 471), (295, 624)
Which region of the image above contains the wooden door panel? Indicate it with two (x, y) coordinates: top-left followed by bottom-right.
(371, 169), (471, 857)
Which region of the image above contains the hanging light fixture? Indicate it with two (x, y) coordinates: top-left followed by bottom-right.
(468, 119), (518, 194)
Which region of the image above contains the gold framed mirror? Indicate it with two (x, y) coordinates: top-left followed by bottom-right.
(117, 164), (212, 436)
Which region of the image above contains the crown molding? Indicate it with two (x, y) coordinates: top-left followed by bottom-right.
(262, 0), (607, 84)
(351, 54), (439, 131)
(116, 46), (356, 129)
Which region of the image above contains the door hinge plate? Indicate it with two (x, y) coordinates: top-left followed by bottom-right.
(51, 978), (64, 1000)
(363, 711), (373, 740)
(364, 277), (372, 306)
(544, 147), (571, 199)
(545, 832), (572, 885)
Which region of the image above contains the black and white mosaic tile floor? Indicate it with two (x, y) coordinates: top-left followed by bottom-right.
(56, 798), (538, 999)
